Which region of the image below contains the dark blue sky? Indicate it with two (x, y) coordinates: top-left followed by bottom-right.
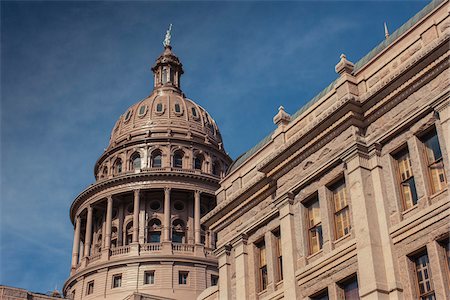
(1, 0), (428, 293)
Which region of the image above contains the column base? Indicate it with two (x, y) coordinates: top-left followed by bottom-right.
(130, 242), (140, 255)
(101, 248), (110, 261)
(162, 241), (172, 254)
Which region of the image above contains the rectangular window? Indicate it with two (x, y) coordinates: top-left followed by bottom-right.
(257, 240), (268, 291)
(310, 288), (329, 300)
(144, 271), (155, 285)
(338, 275), (359, 300)
(331, 179), (351, 239)
(86, 281), (94, 295)
(179, 271), (189, 285)
(421, 129), (447, 194)
(394, 147), (418, 210)
(412, 251), (435, 299)
(306, 196), (323, 254)
(211, 275), (219, 286)
(112, 274), (122, 288)
(274, 230), (283, 281)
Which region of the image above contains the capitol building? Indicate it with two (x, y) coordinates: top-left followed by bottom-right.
(1, 0), (449, 300)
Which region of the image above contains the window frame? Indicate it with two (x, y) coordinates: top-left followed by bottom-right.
(305, 194), (323, 255)
(256, 240), (268, 292)
(86, 281), (94, 295)
(392, 146), (418, 210)
(273, 229), (283, 281)
(411, 250), (435, 299)
(144, 271), (155, 285)
(178, 271), (189, 285)
(419, 128), (447, 195)
(329, 178), (351, 240)
(112, 274), (122, 289)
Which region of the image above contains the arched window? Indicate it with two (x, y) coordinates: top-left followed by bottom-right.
(131, 153), (141, 171)
(151, 150), (162, 168)
(101, 166), (108, 178)
(125, 222), (133, 245)
(194, 155), (203, 171)
(212, 161), (220, 176)
(111, 227), (118, 248)
(147, 219), (162, 243)
(114, 159), (122, 175)
(173, 151), (183, 169)
(172, 219), (185, 243)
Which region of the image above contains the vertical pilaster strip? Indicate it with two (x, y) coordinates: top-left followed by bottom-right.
(343, 143), (390, 299)
(105, 196), (113, 250)
(71, 215), (81, 268)
(274, 192), (299, 299)
(163, 187), (171, 241)
(194, 190), (201, 244)
(84, 205), (93, 257)
(132, 189), (140, 243)
(216, 245), (232, 300)
(234, 234), (249, 299)
(368, 145), (402, 299)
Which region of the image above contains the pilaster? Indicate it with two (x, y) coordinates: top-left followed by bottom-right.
(342, 143), (390, 299)
(216, 244), (232, 300)
(233, 234), (249, 299)
(273, 192), (299, 299)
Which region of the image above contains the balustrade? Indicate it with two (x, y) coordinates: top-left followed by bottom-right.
(141, 243), (162, 252)
(172, 243), (195, 252)
(88, 252), (102, 264)
(110, 245), (130, 256)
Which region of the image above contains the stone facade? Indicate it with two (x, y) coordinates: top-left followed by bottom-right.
(201, 0), (450, 299)
(0, 286), (63, 300)
(57, 1), (450, 299)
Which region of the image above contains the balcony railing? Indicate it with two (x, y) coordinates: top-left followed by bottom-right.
(88, 252), (102, 263)
(172, 243), (195, 252)
(141, 243), (162, 252)
(111, 245), (130, 256)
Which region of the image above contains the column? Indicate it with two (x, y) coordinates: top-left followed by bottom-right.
(132, 189), (140, 243)
(234, 234), (249, 299)
(163, 187), (171, 242)
(343, 144), (390, 299)
(84, 205), (93, 257)
(194, 190), (201, 244)
(71, 215), (81, 268)
(104, 196), (113, 250)
(217, 245), (232, 300)
(273, 192), (299, 299)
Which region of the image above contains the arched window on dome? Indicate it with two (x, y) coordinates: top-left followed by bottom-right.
(212, 161), (220, 177)
(125, 222), (133, 246)
(101, 166), (108, 178)
(194, 154), (203, 171)
(114, 159), (122, 175)
(147, 218), (162, 243)
(162, 67), (168, 84)
(111, 227), (118, 248)
(172, 219), (185, 243)
(173, 150), (184, 169)
(151, 150), (162, 168)
(130, 152), (141, 171)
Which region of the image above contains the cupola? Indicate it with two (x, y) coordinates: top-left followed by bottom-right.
(151, 24), (184, 92)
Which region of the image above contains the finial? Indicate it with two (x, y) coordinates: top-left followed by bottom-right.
(163, 24), (173, 47)
(384, 22), (389, 39)
(335, 53), (354, 75)
(273, 105), (291, 126)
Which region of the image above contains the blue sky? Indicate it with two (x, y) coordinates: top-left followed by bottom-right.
(1, 0), (429, 294)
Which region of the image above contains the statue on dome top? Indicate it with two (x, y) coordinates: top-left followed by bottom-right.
(163, 24), (172, 47)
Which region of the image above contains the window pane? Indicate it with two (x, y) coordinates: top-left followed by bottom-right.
(423, 133), (442, 163)
(414, 252), (435, 298)
(429, 160), (446, 193)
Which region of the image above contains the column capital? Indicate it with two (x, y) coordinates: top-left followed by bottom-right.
(134, 189), (140, 195)
(231, 233), (248, 247)
(272, 191), (295, 210)
(214, 244), (232, 257)
(341, 142), (371, 174)
(194, 190), (201, 196)
(164, 187), (171, 193)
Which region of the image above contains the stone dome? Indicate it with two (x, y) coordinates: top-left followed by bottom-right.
(108, 92), (223, 149)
